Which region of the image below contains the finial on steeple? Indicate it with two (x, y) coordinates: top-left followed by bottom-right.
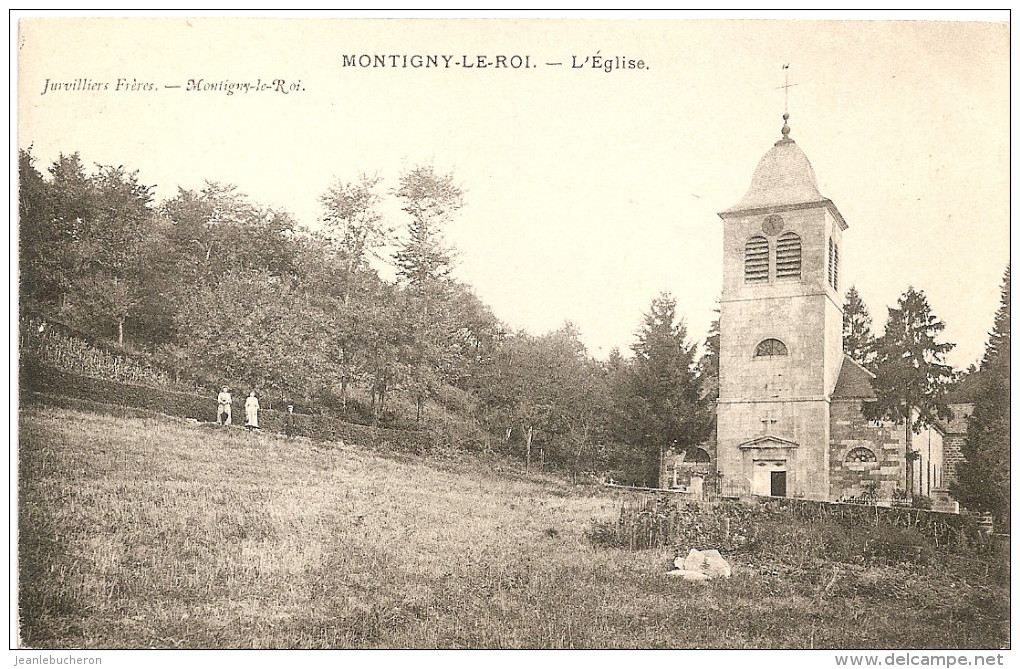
(777, 64), (797, 142)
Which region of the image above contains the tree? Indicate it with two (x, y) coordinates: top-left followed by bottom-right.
(20, 152), (156, 342)
(171, 270), (330, 398)
(18, 147), (62, 308)
(318, 174), (391, 408)
(400, 295), (459, 423)
(954, 265), (1010, 523)
(698, 309), (721, 401)
(319, 173), (391, 306)
(393, 164), (463, 294)
(473, 324), (600, 470)
(355, 283), (408, 423)
(843, 285), (877, 367)
(625, 293), (713, 485)
(867, 287), (956, 495)
(159, 182), (298, 286)
(561, 357), (612, 480)
(392, 164), (466, 420)
(38, 153), (95, 310)
(77, 164), (156, 344)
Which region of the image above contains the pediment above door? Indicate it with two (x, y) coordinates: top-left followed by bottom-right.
(739, 435), (799, 450)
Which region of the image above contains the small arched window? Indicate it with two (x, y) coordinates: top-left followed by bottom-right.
(775, 232), (802, 279)
(684, 447), (712, 463)
(744, 236), (769, 283)
(754, 338), (788, 357)
(844, 447), (877, 463)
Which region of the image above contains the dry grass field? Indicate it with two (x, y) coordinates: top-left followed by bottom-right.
(17, 406), (1009, 649)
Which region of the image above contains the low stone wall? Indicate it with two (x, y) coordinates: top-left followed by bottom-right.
(742, 495), (980, 548)
(594, 488), (990, 552)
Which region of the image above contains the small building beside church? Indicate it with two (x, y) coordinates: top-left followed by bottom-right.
(660, 114), (958, 508)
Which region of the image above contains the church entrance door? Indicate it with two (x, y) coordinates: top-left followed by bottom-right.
(770, 470), (787, 497)
(752, 460), (788, 496)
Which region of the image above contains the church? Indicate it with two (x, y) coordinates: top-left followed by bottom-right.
(661, 114), (961, 509)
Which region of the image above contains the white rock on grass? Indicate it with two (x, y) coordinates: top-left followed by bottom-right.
(672, 548), (732, 579)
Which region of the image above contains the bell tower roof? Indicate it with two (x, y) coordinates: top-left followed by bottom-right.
(719, 114), (846, 229)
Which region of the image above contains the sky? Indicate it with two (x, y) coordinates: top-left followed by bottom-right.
(15, 15), (1010, 370)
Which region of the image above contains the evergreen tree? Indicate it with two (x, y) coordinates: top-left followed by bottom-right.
(393, 164), (463, 295)
(843, 285), (876, 367)
(698, 310), (720, 401)
(867, 287), (956, 495)
(627, 293), (713, 485)
(954, 265), (1010, 523)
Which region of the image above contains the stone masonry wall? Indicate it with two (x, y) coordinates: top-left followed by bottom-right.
(941, 403), (973, 487)
(943, 435), (967, 487)
(829, 399), (905, 501)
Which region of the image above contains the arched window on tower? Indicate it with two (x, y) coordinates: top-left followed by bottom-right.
(744, 236), (769, 283)
(775, 232), (802, 279)
(754, 338), (788, 357)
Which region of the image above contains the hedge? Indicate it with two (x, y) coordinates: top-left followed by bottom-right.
(19, 359), (439, 454)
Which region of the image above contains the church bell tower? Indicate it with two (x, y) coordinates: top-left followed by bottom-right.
(715, 114), (847, 499)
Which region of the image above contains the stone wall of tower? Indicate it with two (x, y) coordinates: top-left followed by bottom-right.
(717, 401), (830, 498)
(822, 212), (846, 396)
(943, 435), (967, 486)
(718, 206), (844, 399)
(716, 204), (845, 500)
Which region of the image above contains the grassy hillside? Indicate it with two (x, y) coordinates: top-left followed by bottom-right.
(18, 406), (1009, 649)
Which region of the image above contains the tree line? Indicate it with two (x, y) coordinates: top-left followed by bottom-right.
(18, 147), (1007, 505)
(842, 271), (1010, 523)
(18, 148), (713, 484)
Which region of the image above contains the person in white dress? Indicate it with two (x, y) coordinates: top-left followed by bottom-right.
(245, 391), (260, 430)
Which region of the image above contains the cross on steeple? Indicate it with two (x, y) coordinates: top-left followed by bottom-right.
(777, 63), (798, 115)
(776, 64), (798, 140)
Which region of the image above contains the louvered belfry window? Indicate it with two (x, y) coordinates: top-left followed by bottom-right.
(775, 232), (802, 279)
(827, 238), (840, 290)
(832, 242), (839, 291)
(828, 238), (835, 287)
(744, 235), (769, 283)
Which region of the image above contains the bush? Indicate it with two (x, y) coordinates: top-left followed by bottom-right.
(21, 360), (214, 420)
(862, 524), (933, 565)
(21, 319), (182, 390)
(589, 494), (987, 565)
